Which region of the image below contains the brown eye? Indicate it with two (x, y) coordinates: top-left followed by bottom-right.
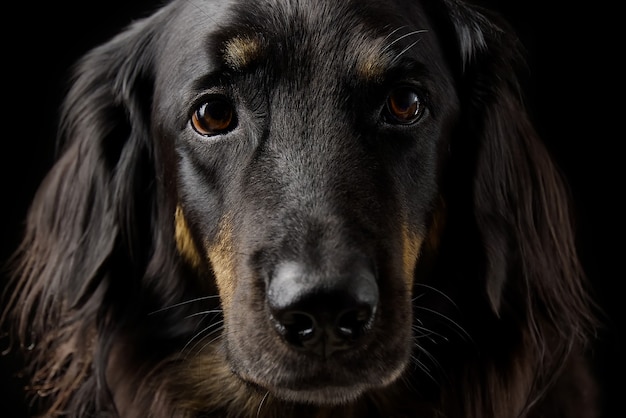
(384, 87), (424, 125)
(191, 98), (236, 136)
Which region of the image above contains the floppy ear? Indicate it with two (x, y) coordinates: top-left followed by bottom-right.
(443, 1), (596, 340)
(1, 12), (175, 410)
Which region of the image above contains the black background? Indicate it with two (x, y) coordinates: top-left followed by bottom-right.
(1, 1), (622, 416)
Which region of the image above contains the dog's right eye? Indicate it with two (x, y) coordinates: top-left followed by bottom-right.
(191, 98), (237, 136)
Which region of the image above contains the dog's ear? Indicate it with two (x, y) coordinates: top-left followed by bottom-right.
(443, 1), (595, 337)
(38, 16), (161, 307)
(2, 12), (167, 405)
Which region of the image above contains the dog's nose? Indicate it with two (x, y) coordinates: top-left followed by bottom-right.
(267, 261), (378, 357)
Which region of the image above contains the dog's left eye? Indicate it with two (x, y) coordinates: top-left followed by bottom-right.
(191, 98), (237, 136)
(383, 87), (425, 125)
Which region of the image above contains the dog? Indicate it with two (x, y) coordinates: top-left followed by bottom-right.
(1, 0), (600, 417)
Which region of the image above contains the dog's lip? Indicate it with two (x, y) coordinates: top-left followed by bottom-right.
(234, 353), (408, 405)
(237, 361), (359, 390)
(240, 372), (372, 405)
(267, 383), (367, 405)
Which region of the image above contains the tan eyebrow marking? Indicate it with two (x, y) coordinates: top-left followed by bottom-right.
(354, 28), (428, 82)
(355, 41), (393, 82)
(222, 35), (264, 71)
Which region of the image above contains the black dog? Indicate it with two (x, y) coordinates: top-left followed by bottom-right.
(2, 0), (600, 417)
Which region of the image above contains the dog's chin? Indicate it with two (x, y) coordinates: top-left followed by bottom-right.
(237, 360), (408, 406)
(270, 385), (366, 405)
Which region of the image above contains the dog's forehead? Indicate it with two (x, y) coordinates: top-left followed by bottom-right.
(219, 0), (436, 78)
(169, 0), (442, 82)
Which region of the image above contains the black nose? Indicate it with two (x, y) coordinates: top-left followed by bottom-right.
(267, 261), (378, 357)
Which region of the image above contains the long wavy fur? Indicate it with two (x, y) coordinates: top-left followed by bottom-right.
(2, 1), (599, 417)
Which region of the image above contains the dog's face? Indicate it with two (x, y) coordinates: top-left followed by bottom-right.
(154, 0), (458, 404)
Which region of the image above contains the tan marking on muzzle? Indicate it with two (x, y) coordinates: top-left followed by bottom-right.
(222, 35), (264, 71)
(206, 217), (236, 309)
(401, 225), (424, 287)
(175, 205), (203, 270)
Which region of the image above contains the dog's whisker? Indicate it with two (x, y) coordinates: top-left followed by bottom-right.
(412, 292), (426, 302)
(179, 320), (225, 358)
(412, 340), (445, 377)
(381, 29), (428, 54)
(191, 324), (232, 358)
(413, 329), (438, 345)
(148, 295), (221, 315)
(256, 390), (271, 418)
(410, 354), (432, 375)
(413, 283), (459, 309)
(412, 324), (449, 343)
(409, 353), (437, 383)
(183, 309), (223, 319)
(380, 25), (409, 46)
(413, 305), (472, 342)
(194, 332), (227, 358)
(390, 39), (422, 64)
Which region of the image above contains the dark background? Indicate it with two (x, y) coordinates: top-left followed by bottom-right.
(1, 1), (622, 416)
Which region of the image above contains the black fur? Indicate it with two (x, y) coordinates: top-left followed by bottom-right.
(1, 0), (599, 417)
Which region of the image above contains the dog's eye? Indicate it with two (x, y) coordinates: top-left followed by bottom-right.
(383, 87), (425, 125)
(191, 98), (237, 136)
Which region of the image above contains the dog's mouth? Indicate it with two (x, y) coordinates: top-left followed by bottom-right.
(242, 370), (406, 406)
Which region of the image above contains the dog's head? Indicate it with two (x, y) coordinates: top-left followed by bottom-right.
(160, 0), (461, 404)
(4, 0), (597, 416)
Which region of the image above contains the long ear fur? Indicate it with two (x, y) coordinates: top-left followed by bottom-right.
(439, 0), (598, 415)
(0, 7), (185, 415)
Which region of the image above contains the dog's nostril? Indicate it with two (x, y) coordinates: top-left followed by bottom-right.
(280, 311), (316, 342)
(336, 306), (373, 338)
